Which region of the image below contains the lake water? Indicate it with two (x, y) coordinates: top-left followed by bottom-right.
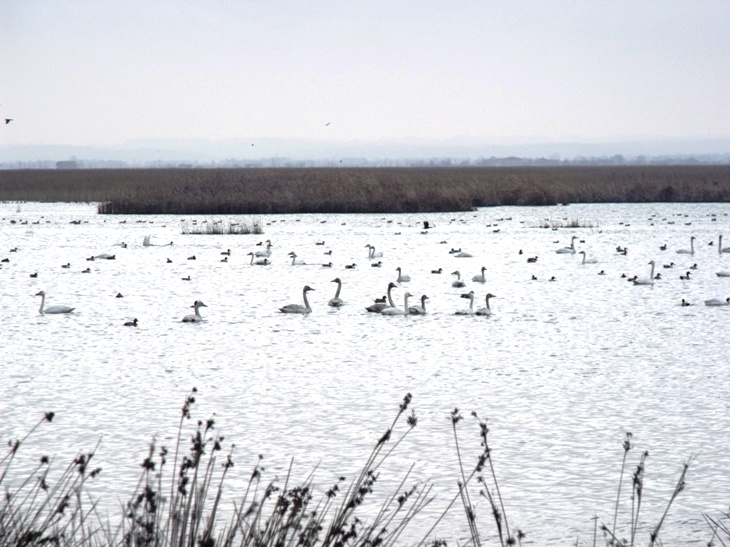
(1, 201), (729, 545)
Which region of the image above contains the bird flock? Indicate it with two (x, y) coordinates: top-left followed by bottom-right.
(4, 210), (730, 324)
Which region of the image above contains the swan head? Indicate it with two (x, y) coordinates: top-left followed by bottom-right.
(451, 270), (460, 276)
(648, 260), (656, 265)
(303, 285), (315, 293)
(192, 300), (208, 308)
(35, 290), (45, 297)
(331, 277), (341, 284)
(388, 282), (397, 289)
(288, 252), (297, 257)
(486, 293), (496, 299)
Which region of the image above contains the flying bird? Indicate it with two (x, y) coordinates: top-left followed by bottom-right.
(5, 119), (12, 124)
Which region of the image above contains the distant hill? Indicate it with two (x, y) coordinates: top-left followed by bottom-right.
(1, 137), (729, 168)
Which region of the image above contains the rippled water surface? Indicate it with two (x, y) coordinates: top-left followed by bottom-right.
(2, 201), (729, 544)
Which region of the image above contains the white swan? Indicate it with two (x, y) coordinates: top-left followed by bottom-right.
(255, 240), (273, 257)
(409, 294), (429, 315)
(288, 252), (306, 265)
(579, 251), (598, 264)
(366, 244), (383, 259)
(143, 235), (152, 247)
(280, 285), (314, 314)
(95, 253), (116, 260)
(704, 297), (730, 306)
(248, 252), (270, 265)
(328, 278), (345, 307)
(472, 267), (487, 283)
(556, 236), (578, 254)
(455, 291), (475, 315)
(396, 267), (411, 283)
(35, 290), (75, 315)
(182, 300), (207, 322)
(633, 260), (657, 285)
(476, 293), (496, 316)
(367, 282), (397, 313)
(451, 270), (466, 288)
(382, 292), (411, 316)
(676, 236), (695, 255)
(720, 235), (730, 254)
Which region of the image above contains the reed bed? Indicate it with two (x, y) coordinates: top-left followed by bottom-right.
(0, 390), (717, 547)
(1, 166), (729, 214)
(180, 218), (263, 235)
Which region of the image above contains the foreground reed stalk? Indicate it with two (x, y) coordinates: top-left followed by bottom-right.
(0, 390), (721, 547)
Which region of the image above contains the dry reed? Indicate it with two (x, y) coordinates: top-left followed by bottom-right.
(1, 166), (729, 214)
(0, 390), (720, 547)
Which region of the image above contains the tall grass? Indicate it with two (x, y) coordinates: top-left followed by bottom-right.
(0, 390), (721, 546)
(1, 166), (729, 214)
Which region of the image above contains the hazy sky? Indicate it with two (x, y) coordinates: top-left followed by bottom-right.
(2, 1), (729, 149)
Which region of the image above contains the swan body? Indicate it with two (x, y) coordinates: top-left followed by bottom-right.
(633, 261), (657, 285)
(556, 236), (578, 254)
(143, 235), (152, 247)
(578, 251), (598, 264)
(451, 270), (466, 288)
(472, 267), (487, 283)
(288, 252), (306, 265)
(396, 267), (411, 283)
(182, 300), (207, 322)
(328, 278), (345, 307)
(409, 295), (429, 315)
(455, 291), (475, 315)
(676, 236), (696, 255)
(717, 271), (730, 278)
(35, 291), (75, 315)
(95, 253), (116, 260)
(366, 244), (383, 259)
(255, 240), (273, 257)
(367, 282), (397, 313)
(248, 252), (269, 265)
(454, 250), (473, 257)
(280, 286), (315, 314)
(476, 293), (496, 316)
(704, 297), (730, 306)
(382, 292), (411, 316)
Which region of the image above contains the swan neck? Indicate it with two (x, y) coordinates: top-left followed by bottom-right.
(303, 289), (312, 311)
(387, 285), (395, 307)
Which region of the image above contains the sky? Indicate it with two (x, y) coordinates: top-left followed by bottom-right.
(1, 1), (729, 159)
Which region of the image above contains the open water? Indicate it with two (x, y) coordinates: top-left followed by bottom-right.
(1, 201), (729, 544)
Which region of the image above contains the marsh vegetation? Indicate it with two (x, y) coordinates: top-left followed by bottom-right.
(1, 166), (729, 215)
(2, 390), (720, 547)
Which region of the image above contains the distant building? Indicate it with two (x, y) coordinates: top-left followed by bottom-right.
(56, 160), (78, 169)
